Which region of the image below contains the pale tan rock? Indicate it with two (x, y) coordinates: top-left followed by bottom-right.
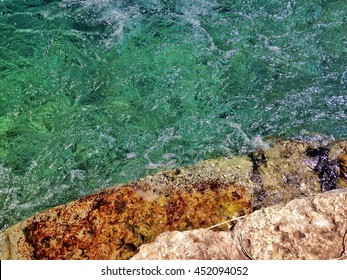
(132, 189), (347, 260)
(139, 155), (254, 191)
(233, 188), (347, 260)
(131, 229), (244, 260)
(329, 140), (347, 162)
(0, 223), (31, 260)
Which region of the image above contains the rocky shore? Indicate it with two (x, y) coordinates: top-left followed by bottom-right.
(1, 140), (346, 260)
(132, 188), (347, 260)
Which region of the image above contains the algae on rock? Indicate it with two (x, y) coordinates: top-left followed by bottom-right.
(0, 177), (252, 260)
(249, 140), (347, 209)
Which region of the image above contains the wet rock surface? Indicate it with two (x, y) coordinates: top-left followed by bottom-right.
(132, 189), (347, 260)
(250, 140), (347, 209)
(1, 140), (347, 260)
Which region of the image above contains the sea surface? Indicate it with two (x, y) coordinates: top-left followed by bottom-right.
(0, 0), (346, 230)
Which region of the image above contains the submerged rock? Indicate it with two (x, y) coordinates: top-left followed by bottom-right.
(250, 140), (347, 209)
(132, 189), (347, 260)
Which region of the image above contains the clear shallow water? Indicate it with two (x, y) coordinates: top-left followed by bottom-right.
(0, 0), (346, 230)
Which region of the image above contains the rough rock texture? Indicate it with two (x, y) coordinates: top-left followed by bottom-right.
(339, 154), (347, 188)
(1, 140), (347, 260)
(232, 188), (347, 260)
(132, 189), (347, 260)
(140, 156), (254, 188)
(0, 180), (251, 260)
(0, 223), (27, 260)
(140, 140), (347, 210)
(131, 229), (237, 260)
(250, 140), (347, 208)
(250, 141), (320, 208)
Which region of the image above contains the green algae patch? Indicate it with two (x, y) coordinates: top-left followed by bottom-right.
(13, 180), (251, 260)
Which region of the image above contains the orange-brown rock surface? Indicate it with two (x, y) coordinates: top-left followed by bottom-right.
(0, 180), (251, 260)
(132, 189), (347, 260)
(339, 154), (347, 188)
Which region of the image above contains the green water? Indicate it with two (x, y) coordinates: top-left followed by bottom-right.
(0, 0), (346, 230)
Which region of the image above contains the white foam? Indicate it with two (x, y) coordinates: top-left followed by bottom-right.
(70, 169), (86, 181)
(60, 0), (138, 47)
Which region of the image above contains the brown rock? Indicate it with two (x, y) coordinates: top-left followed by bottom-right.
(339, 154), (347, 188)
(0, 180), (251, 260)
(132, 189), (347, 260)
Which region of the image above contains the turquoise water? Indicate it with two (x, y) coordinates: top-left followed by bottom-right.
(0, 0), (346, 230)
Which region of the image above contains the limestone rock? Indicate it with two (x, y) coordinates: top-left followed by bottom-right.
(139, 155), (254, 190)
(131, 229), (239, 260)
(132, 189), (347, 260)
(233, 188), (347, 259)
(0, 223), (28, 260)
(329, 140), (347, 161)
(0, 180), (251, 260)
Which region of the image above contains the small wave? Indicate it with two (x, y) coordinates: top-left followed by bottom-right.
(60, 0), (138, 46)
